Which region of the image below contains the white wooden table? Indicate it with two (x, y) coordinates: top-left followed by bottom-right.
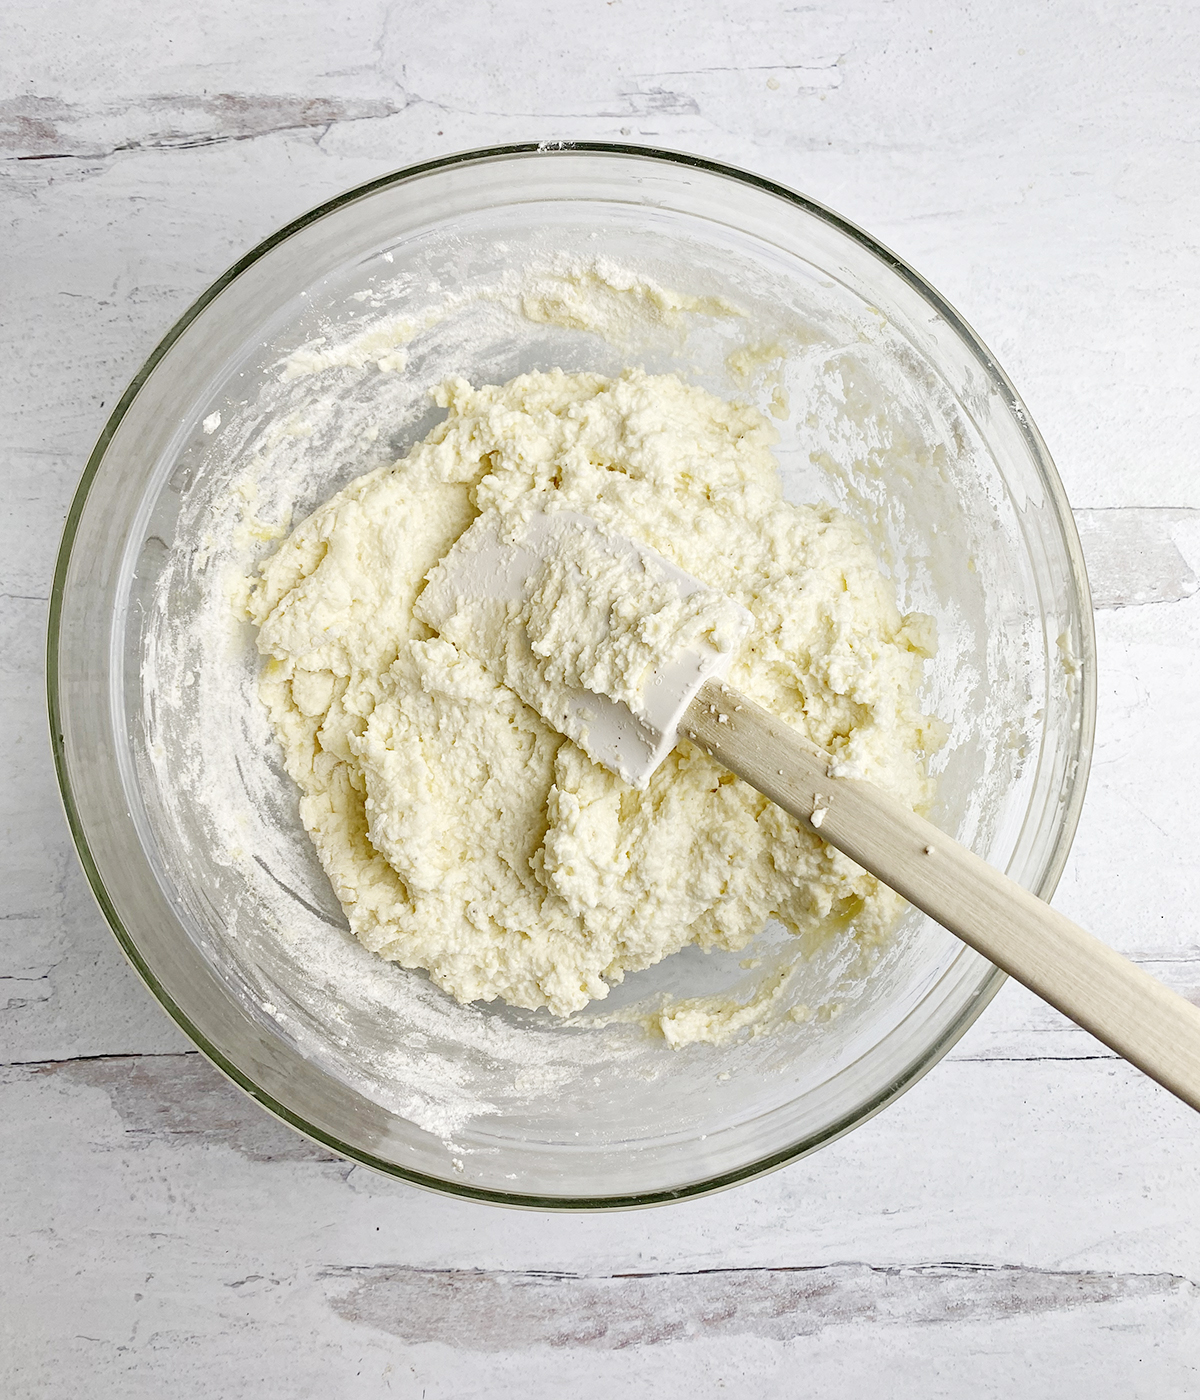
(5, 3), (1200, 1394)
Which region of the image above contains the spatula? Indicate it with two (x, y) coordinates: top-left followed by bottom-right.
(418, 508), (1200, 1113)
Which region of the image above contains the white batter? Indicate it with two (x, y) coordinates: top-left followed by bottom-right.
(246, 367), (940, 1032)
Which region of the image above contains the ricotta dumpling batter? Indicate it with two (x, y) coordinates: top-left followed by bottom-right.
(246, 368), (941, 1027)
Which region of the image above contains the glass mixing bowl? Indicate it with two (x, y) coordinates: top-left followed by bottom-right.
(48, 144), (1095, 1208)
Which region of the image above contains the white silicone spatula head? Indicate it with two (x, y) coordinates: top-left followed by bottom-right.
(416, 509), (753, 788)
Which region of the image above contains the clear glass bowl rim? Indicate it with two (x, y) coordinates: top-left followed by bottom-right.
(46, 141), (1097, 1210)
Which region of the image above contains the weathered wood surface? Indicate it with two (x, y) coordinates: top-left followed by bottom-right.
(4, 1), (1200, 1394)
(5, 1050), (1200, 1395)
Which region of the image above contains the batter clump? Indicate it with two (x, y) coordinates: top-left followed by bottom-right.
(246, 368), (941, 1031)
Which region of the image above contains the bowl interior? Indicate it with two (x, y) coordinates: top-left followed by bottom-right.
(52, 147), (1094, 1206)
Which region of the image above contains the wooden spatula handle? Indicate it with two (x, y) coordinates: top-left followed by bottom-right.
(685, 680), (1200, 1114)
